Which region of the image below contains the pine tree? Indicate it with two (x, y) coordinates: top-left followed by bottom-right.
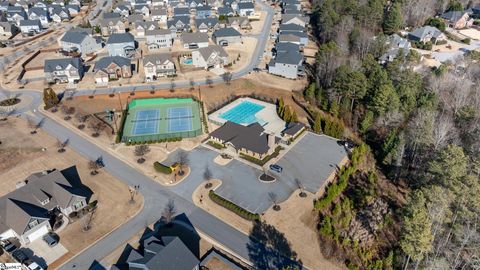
(313, 113), (322, 133)
(283, 106), (291, 122)
(277, 98), (285, 118)
(290, 111), (298, 122)
(382, 2), (403, 35)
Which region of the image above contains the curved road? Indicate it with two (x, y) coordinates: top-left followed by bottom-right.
(0, 2), (299, 269)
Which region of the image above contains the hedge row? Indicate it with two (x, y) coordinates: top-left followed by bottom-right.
(209, 190), (260, 221)
(126, 137), (182, 146)
(115, 110), (128, 144)
(207, 140), (225, 150)
(314, 144), (369, 210)
(153, 161), (173, 174)
(239, 146), (283, 166)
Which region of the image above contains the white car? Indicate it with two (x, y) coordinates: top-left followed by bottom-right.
(27, 262), (44, 270)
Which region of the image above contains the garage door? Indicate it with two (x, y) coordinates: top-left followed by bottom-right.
(26, 224), (49, 243)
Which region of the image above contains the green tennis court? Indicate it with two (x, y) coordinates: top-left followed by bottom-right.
(121, 98), (203, 143)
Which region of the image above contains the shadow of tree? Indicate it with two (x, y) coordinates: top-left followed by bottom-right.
(247, 220), (303, 269)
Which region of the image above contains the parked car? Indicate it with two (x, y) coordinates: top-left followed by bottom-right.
(1, 240), (18, 253)
(269, 164), (283, 173)
(12, 249), (28, 263)
(43, 232), (59, 247)
(27, 262), (44, 270)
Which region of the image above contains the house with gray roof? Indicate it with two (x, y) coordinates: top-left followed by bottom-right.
(94, 56), (132, 84)
(274, 41), (299, 55)
(0, 167), (92, 245)
(279, 23), (305, 34)
(114, 5), (131, 17)
(151, 7), (167, 23)
(379, 34), (412, 64)
(212, 27), (241, 45)
(167, 16), (191, 33)
(283, 6), (302, 14)
(99, 17), (126, 36)
(44, 57), (84, 83)
(143, 53), (176, 80)
(103, 12), (121, 19)
(6, 6), (27, 25)
(195, 5), (212, 18)
(60, 30), (102, 55)
(181, 32), (209, 48)
(407, 26), (446, 44)
(106, 33), (136, 57)
(115, 234), (199, 270)
(281, 14), (309, 27)
(237, 2), (254, 16)
(19, 19), (42, 34)
(50, 6), (70, 22)
(217, 6), (234, 16)
(192, 45), (229, 69)
(174, 7), (190, 17)
(146, 29), (174, 50)
(28, 7), (49, 27)
(227, 16), (251, 30)
(66, 4), (80, 15)
(133, 21), (157, 37)
(194, 17), (219, 32)
(0, 22), (19, 37)
(278, 32), (308, 46)
(268, 51), (303, 79)
(440, 11), (473, 29)
(281, 122), (305, 140)
(210, 121), (279, 159)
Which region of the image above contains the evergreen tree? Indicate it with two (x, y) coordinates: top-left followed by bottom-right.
(332, 65), (368, 112)
(277, 98), (285, 118)
(313, 113), (322, 133)
(382, 2), (403, 35)
(290, 111), (298, 122)
(305, 82), (316, 100)
(283, 106), (292, 122)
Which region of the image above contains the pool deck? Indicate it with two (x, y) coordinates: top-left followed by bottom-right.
(208, 97), (286, 136)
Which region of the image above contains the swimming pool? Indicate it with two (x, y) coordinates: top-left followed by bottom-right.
(183, 58), (193, 65)
(219, 100), (267, 125)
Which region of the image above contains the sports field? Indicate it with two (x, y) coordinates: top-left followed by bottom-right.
(121, 98), (203, 143)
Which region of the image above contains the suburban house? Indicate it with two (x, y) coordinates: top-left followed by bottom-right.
(195, 5), (212, 18)
(19, 19), (42, 34)
(44, 57), (84, 83)
(268, 51), (304, 79)
(151, 7), (167, 23)
(28, 7), (49, 27)
(408, 26), (447, 44)
(66, 5), (80, 16)
(134, 4), (151, 17)
(281, 14), (309, 27)
(187, 0), (203, 9)
(0, 22), (19, 37)
(167, 16), (191, 33)
(146, 29), (174, 50)
(227, 16), (251, 30)
(6, 6), (27, 25)
(281, 122), (305, 141)
(440, 11), (473, 29)
(103, 12), (121, 19)
(237, 2), (254, 16)
(217, 6), (234, 16)
(106, 33), (136, 58)
(195, 17), (220, 32)
(192, 45), (229, 69)
(212, 27), (242, 45)
(60, 30), (102, 55)
(173, 7), (190, 17)
(93, 56), (132, 84)
(50, 7), (70, 22)
(278, 23), (305, 34)
(209, 121), (279, 159)
(283, 6), (302, 14)
(181, 32), (209, 48)
(99, 18), (126, 36)
(114, 235), (199, 270)
(274, 41), (299, 55)
(152, 0), (167, 7)
(379, 34), (412, 64)
(143, 53), (176, 81)
(0, 168), (91, 245)
(114, 5), (131, 17)
(281, 0), (301, 10)
(134, 21), (158, 37)
(278, 32), (308, 46)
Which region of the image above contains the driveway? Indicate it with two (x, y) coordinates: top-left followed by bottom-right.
(24, 239), (68, 268)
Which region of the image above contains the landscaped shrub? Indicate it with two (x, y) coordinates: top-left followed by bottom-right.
(209, 190), (260, 221)
(153, 162), (173, 174)
(239, 146), (283, 166)
(207, 140), (225, 149)
(462, 38), (471, 45)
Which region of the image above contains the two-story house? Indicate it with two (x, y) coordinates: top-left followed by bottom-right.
(143, 53), (176, 81)
(237, 2), (254, 16)
(99, 18), (126, 36)
(145, 29), (174, 50)
(440, 11), (473, 29)
(195, 5), (212, 18)
(0, 22), (19, 38)
(194, 17), (219, 32)
(60, 30), (102, 55)
(268, 50), (304, 79)
(151, 7), (167, 23)
(19, 19), (42, 34)
(106, 33), (136, 57)
(192, 45), (229, 69)
(181, 32), (209, 48)
(28, 7), (49, 27)
(0, 168), (92, 245)
(93, 56), (132, 84)
(212, 27), (241, 46)
(50, 6), (70, 23)
(167, 16), (191, 33)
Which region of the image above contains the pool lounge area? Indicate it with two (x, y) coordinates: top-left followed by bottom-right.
(208, 97), (286, 135)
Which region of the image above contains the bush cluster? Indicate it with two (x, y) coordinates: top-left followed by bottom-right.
(126, 137), (182, 146)
(412, 41), (433, 50)
(239, 146), (283, 166)
(153, 161), (173, 174)
(207, 140), (225, 149)
(314, 113), (345, 139)
(209, 190), (260, 221)
(314, 144), (369, 210)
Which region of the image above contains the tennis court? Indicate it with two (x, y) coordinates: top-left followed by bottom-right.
(121, 98), (203, 143)
(132, 109), (160, 135)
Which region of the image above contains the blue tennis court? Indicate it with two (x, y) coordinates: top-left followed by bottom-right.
(167, 107), (193, 132)
(132, 109), (160, 135)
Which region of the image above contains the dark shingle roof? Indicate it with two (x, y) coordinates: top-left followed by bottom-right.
(61, 30), (89, 44)
(440, 11), (467, 22)
(19, 19), (40, 26)
(44, 57), (82, 72)
(275, 42), (299, 53)
(273, 51), (303, 65)
(94, 56), (131, 71)
(282, 122), (305, 136)
(210, 121), (274, 155)
(212, 27), (241, 38)
(238, 2), (254, 9)
(106, 33), (134, 44)
(217, 6), (234, 15)
(181, 32), (209, 44)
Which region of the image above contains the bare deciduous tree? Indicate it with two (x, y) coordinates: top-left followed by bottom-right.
(88, 160), (100, 175)
(162, 199), (176, 226)
(177, 151), (189, 175)
(268, 192), (280, 210)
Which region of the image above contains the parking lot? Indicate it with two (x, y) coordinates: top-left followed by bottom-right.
(169, 132), (348, 214)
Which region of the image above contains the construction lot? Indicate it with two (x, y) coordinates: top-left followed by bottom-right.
(0, 117), (143, 268)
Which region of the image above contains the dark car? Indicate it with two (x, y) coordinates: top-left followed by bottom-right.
(12, 249), (28, 263)
(43, 233), (59, 247)
(269, 164), (283, 173)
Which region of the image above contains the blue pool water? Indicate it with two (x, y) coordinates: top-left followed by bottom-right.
(183, 58), (193, 65)
(219, 101), (267, 126)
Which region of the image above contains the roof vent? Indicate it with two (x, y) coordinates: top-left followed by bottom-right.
(15, 181), (27, 189)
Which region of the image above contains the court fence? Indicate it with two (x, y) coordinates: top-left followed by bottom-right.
(122, 129), (202, 143)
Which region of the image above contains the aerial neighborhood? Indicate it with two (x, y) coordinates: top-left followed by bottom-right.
(0, 0), (480, 269)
